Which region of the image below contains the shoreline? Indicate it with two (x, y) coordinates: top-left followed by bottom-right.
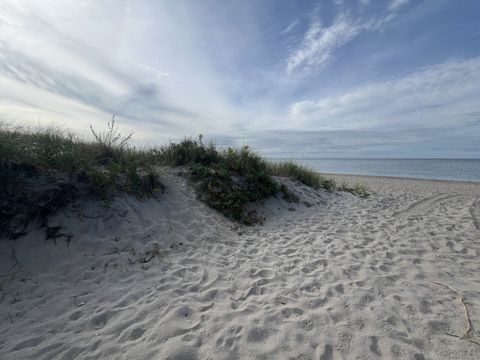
(321, 172), (480, 185)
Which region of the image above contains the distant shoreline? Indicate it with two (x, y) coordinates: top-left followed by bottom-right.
(320, 172), (480, 184)
(269, 157), (480, 160)
(269, 158), (480, 183)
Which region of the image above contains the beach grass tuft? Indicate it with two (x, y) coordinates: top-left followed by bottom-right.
(266, 161), (336, 190)
(338, 183), (370, 198)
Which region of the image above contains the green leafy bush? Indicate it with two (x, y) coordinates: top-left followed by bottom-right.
(189, 146), (279, 223)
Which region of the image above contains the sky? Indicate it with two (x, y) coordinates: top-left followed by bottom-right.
(0, 0), (479, 158)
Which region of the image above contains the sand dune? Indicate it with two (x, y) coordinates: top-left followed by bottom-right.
(1, 172), (480, 359)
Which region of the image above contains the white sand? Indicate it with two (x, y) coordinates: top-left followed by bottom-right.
(1, 171), (480, 359)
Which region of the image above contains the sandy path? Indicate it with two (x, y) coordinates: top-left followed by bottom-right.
(1, 174), (480, 359)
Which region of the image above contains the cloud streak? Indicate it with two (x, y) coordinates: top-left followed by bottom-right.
(286, 15), (362, 76)
(389, 0), (409, 11)
(288, 57), (480, 132)
(212, 121), (480, 158)
(285, 10), (397, 77)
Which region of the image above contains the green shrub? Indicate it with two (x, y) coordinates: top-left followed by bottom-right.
(189, 146), (279, 223)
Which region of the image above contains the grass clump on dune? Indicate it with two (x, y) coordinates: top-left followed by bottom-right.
(0, 118), (162, 199)
(267, 160), (369, 198)
(157, 135), (221, 166)
(338, 183), (370, 198)
(267, 161), (336, 190)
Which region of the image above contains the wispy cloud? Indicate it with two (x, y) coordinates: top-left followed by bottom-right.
(288, 57), (480, 131)
(213, 122), (480, 158)
(281, 20), (300, 35)
(286, 12), (395, 76)
(286, 15), (361, 76)
(137, 64), (170, 78)
(389, 0), (409, 11)
(0, 40), (195, 132)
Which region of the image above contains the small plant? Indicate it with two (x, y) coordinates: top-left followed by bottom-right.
(141, 243), (161, 263)
(84, 168), (116, 198)
(90, 115), (133, 164)
(339, 183), (370, 198)
(126, 165), (163, 196)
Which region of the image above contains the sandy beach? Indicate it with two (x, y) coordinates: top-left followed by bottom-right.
(1, 172), (480, 359)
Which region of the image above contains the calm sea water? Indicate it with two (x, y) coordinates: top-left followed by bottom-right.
(274, 159), (480, 182)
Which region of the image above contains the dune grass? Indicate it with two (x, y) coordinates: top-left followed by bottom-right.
(338, 183), (370, 198)
(266, 160), (369, 198)
(156, 136), (221, 167)
(0, 119), (161, 198)
(266, 161), (336, 190)
(0, 120), (369, 229)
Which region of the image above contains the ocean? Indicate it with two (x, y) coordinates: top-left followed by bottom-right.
(274, 158), (480, 182)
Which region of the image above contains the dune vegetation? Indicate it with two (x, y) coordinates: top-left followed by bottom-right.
(0, 119), (162, 198)
(0, 119), (368, 233)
